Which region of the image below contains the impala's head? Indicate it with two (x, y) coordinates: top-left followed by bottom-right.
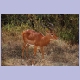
(51, 32), (58, 40)
(46, 30), (58, 40)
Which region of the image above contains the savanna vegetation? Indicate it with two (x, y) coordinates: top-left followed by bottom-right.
(1, 14), (79, 66)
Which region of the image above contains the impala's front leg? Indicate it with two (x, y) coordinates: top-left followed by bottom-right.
(34, 46), (37, 56)
(40, 46), (44, 59)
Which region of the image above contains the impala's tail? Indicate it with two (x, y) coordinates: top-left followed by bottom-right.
(22, 31), (27, 43)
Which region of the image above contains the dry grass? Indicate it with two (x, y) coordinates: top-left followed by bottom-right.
(1, 30), (79, 66)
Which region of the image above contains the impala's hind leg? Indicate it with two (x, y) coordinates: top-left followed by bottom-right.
(22, 42), (26, 59)
(40, 46), (44, 59)
(25, 43), (30, 58)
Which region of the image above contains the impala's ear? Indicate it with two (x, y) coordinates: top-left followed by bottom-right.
(46, 29), (51, 33)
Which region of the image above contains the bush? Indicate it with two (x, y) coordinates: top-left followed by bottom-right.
(1, 14), (79, 45)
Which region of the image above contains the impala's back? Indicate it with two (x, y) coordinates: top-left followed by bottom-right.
(22, 29), (44, 44)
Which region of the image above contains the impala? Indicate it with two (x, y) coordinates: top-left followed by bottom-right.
(22, 29), (58, 59)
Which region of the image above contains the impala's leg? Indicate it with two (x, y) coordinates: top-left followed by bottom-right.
(22, 42), (26, 59)
(34, 46), (37, 56)
(26, 43), (30, 58)
(40, 46), (44, 59)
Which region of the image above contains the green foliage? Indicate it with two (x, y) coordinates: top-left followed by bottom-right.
(1, 14), (79, 45)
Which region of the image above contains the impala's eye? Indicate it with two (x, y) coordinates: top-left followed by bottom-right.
(51, 33), (53, 35)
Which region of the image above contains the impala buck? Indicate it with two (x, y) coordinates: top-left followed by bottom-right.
(22, 29), (58, 59)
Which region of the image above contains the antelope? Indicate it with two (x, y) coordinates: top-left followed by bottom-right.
(22, 29), (58, 59)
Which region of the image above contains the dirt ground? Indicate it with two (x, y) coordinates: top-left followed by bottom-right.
(1, 31), (79, 66)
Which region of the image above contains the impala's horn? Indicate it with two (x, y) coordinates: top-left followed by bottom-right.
(47, 23), (54, 33)
(47, 27), (52, 33)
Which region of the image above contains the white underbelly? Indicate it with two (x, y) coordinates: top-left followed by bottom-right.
(26, 43), (34, 47)
(26, 39), (35, 47)
(26, 39), (40, 49)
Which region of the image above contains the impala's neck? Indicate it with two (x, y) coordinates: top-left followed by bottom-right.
(45, 34), (51, 42)
(40, 34), (51, 46)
